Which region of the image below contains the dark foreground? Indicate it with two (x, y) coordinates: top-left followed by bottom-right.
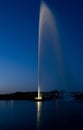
(0, 99), (83, 130)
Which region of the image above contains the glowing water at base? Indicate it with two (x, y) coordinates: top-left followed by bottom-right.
(35, 87), (42, 100)
(37, 1), (65, 99)
(38, 87), (42, 99)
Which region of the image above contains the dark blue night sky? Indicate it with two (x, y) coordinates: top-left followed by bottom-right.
(0, 0), (83, 93)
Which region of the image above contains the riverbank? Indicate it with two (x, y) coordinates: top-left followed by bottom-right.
(0, 90), (62, 100)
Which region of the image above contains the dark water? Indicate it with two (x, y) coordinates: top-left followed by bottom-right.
(0, 99), (83, 130)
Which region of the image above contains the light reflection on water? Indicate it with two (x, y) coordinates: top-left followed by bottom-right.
(10, 100), (14, 109)
(36, 100), (60, 130)
(55, 99), (59, 113)
(37, 102), (42, 130)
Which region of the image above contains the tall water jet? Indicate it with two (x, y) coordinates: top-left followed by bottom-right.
(35, 1), (65, 100)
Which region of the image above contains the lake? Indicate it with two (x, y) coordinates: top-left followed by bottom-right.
(0, 99), (83, 130)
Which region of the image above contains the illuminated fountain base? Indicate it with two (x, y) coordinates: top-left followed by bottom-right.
(34, 96), (43, 102)
(34, 87), (43, 101)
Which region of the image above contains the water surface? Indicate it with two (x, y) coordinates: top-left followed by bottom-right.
(0, 99), (83, 130)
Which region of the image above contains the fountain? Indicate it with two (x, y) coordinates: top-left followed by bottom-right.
(35, 0), (65, 101)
